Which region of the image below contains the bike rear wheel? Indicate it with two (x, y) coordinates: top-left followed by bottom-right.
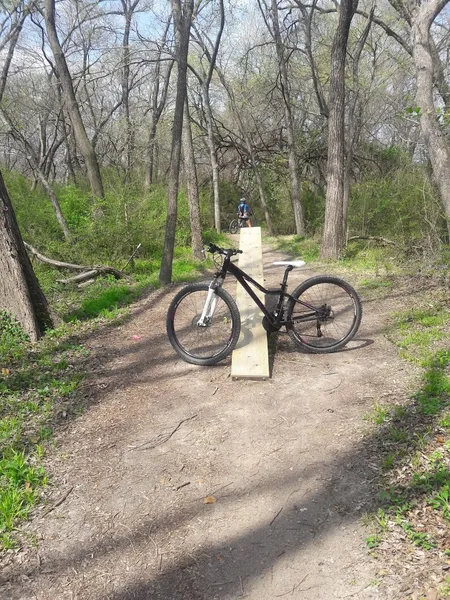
(166, 283), (241, 365)
(229, 220), (239, 234)
(285, 275), (362, 353)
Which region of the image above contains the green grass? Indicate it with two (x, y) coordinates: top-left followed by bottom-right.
(364, 402), (390, 424)
(362, 293), (450, 559)
(265, 235), (320, 262)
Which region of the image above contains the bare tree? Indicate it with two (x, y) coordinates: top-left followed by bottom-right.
(144, 20), (174, 189)
(343, 7), (374, 234)
(190, 0), (225, 232)
(0, 7), (71, 240)
(321, 0), (359, 259)
(120, 0), (141, 180)
(183, 98), (203, 259)
(159, 0), (194, 284)
(213, 64), (274, 235)
(367, 0), (450, 229)
(44, 0), (104, 198)
(259, 0), (306, 235)
(0, 170), (54, 340)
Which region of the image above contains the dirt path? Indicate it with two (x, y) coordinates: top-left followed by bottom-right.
(1, 244), (416, 599)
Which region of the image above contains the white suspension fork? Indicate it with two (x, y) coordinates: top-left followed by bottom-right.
(197, 287), (219, 326)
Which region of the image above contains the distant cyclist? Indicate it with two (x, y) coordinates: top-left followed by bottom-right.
(237, 198), (252, 227)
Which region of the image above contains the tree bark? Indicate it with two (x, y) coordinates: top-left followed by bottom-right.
(44, 0), (104, 198)
(159, 0), (194, 284)
(411, 1), (450, 222)
(204, 85), (221, 232)
(183, 99), (203, 260)
(321, 0), (359, 259)
(0, 170), (54, 341)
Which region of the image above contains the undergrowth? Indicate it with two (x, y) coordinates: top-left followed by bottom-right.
(361, 281), (450, 593)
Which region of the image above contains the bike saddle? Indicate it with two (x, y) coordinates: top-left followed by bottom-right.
(272, 260), (306, 268)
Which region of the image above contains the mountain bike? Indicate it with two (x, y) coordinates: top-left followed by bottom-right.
(229, 214), (254, 234)
(166, 243), (362, 366)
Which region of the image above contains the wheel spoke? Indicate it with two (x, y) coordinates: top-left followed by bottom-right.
(169, 287), (238, 362)
(288, 277), (361, 352)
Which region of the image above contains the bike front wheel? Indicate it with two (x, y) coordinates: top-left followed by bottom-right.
(285, 276), (362, 353)
(229, 220), (239, 234)
(166, 283), (241, 365)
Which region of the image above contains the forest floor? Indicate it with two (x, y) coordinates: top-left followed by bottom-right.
(0, 240), (446, 599)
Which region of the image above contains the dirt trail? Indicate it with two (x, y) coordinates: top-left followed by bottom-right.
(1, 244), (415, 599)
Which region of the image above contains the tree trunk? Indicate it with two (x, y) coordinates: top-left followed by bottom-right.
(0, 170), (54, 341)
(36, 169), (71, 240)
(159, 0), (194, 284)
(183, 99), (203, 260)
(146, 116), (158, 188)
(412, 2), (450, 222)
(121, 1), (141, 181)
(203, 85), (221, 232)
(343, 8), (373, 237)
(144, 62), (173, 188)
(321, 0), (359, 259)
(44, 0), (104, 199)
(144, 23), (173, 190)
(270, 0), (306, 236)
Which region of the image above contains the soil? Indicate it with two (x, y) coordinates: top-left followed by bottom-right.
(0, 243), (428, 599)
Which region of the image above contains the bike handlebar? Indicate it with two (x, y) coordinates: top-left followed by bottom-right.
(205, 243), (243, 257)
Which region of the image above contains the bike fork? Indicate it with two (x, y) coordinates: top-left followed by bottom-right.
(197, 282), (220, 326)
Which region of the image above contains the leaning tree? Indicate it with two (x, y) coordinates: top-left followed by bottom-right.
(0, 170), (54, 341)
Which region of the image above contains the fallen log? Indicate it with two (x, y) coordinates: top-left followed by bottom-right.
(56, 269), (123, 285)
(25, 242), (91, 271)
(25, 242), (126, 284)
(347, 235), (396, 246)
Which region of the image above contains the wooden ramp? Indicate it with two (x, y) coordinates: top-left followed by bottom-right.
(231, 227), (269, 379)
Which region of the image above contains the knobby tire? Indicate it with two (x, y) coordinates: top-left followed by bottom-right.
(166, 283), (241, 365)
(286, 275), (362, 353)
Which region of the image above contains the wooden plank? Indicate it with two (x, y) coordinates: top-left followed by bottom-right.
(231, 227), (269, 379)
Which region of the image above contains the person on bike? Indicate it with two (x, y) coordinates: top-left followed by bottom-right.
(237, 198), (252, 227)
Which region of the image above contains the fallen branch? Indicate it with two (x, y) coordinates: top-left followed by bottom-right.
(25, 242), (126, 283)
(121, 243), (142, 271)
(25, 243), (90, 270)
(41, 486), (74, 518)
(129, 414), (198, 451)
(347, 235), (396, 246)
(56, 268), (124, 285)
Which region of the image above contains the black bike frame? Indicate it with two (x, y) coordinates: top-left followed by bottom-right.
(213, 254), (318, 328)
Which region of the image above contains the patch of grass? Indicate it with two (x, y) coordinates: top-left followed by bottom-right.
(0, 312), (90, 548)
(362, 292), (450, 563)
(381, 453), (396, 471)
(360, 278), (393, 291)
(386, 426), (409, 443)
(265, 235), (320, 262)
(439, 576), (450, 597)
(366, 533), (381, 549)
(428, 484), (450, 520)
(390, 305), (450, 365)
(364, 402), (390, 425)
